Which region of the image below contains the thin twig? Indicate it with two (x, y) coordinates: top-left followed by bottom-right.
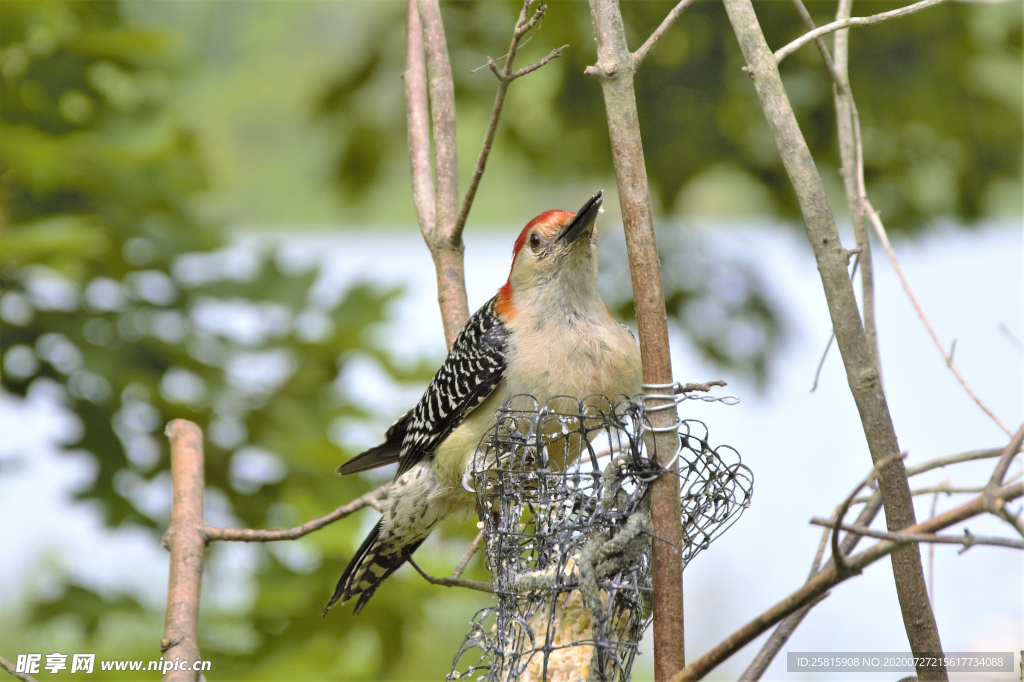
(455, 0), (566, 237)
(852, 486), (982, 504)
(670, 481), (1023, 682)
(864, 200), (1011, 436)
(906, 446), (1013, 477)
(407, 556), (494, 593)
(774, 0), (951, 63)
(999, 323), (1023, 352)
(202, 485), (388, 543)
(452, 531), (485, 579)
(927, 487), (942, 606)
(981, 424), (1024, 540)
(810, 518), (1024, 551)
(997, 507), (1024, 540)
(986, 422), (1024, 489)
(507, 46), (567, 81)
(0, 655), (38, 682)
(811, 255), (859, 392)
(788, 0), (846, 92)
(830, 0), (879, 371)
(631, 0), (698, 68)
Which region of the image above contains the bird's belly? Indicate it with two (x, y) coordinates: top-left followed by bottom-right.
(380, 463), (473, 548)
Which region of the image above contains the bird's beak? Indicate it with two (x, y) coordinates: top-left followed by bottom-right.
(557, 190), (603, 245)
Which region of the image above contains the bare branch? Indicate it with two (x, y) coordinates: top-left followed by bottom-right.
(774, 0), (951, 64)
(810, 518), (1024, 551)
(999, 322), (1023, 352)
(508, 45), (567, 81)
(927, 487), (941, 605)
(0, 654), (38, 682)
(987, 422), (1024, 488)
(631, 0), (698, 68)
(788, 0), (846, 91)
(407, 556), (493, 594)
(811, 255), (859, 392)
(452, 531), (485, 579)
(864, 202), (1011, 435)
(588, 0), (685, 674)
(162, 420), (206, 682)
(404, 0), (436, 238)
(203, 485), (388, 543)
(417, 0), (469, 347)
(455, 0), (566, 239)
(906, 446), (1012, 477)
(830, 0), (879, 369)
(997, 507), (1024, 540)
(670, 482), (1023, 682)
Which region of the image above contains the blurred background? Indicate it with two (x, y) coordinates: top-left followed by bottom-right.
(0, 1), (1020, 680)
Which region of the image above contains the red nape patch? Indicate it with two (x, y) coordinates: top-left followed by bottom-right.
(495, 280), (516, 321)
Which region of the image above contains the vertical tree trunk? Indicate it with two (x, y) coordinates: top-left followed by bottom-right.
(587, 1), (686, 676)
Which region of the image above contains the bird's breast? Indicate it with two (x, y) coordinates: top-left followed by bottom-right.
(504, 311), (642, 403)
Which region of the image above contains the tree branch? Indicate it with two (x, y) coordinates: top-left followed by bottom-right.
(0, 655), (38, 682)
(670, 482), (1023, 681)
(986, 422), (1024, 489)
(738, 436), (1023, 680)
(507, 46), (567, 81)
(407, 556), (493, 594)
(451, 531), (484, 579)
(405, 0), (436, 240)
(202, 485), (388, 543)
(774, 0), (951, 64)
(631, 0), (698, 69)
(161, 420), (206, 682)
(456, 1), (566, 237)
(830, 0), (879, 369)
(810, 518), (1024, 551)
(588, 0), (685, 675)
(906, 446), (1011, 477)
(416, 0), (469, 347)
(721, 0), (945, 674)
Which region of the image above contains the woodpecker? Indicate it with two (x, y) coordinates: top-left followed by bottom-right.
(325, 190), (642, 614)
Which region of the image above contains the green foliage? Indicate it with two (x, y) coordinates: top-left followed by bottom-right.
(318, 0), (1021, 229)
(1, 2), (486, 679)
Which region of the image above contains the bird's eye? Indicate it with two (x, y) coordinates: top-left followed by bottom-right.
(529, 232), (542, 250)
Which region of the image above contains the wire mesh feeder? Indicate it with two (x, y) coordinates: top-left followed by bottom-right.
(449, 390), (753, 682)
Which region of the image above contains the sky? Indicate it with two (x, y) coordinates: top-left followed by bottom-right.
(1, 219), (1021, 680)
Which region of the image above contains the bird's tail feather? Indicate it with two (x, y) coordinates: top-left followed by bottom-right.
(324, 520), (424, 615)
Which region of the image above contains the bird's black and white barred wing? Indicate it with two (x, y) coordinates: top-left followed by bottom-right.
(396, 296), (508, 475)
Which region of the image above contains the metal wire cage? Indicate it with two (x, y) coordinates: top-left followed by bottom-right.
(449, 391), (752, 682)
